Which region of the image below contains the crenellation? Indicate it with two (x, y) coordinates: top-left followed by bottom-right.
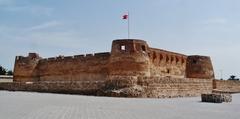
(56, 55), (65, 60)
(64, 56), (74, 60)
(39, 58), (48, 63)
(47, 57), (56, 61)
(16, 56), (24, 60)
(36, 53), (111, 66)
(86, 54), (94, 57)
(94, 52), (110, 57)
(74, 55), (85, 58)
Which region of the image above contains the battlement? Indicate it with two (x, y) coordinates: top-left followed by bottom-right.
(38, 52), (111, 63)
(149, 48), (187, 65)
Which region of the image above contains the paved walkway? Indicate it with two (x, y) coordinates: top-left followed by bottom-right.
(0, 91), (239, 119)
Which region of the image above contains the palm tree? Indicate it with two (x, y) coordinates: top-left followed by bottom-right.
(0, 65), (7, 75)
(7, 70), (13, 75)
(228, 75), (239, 80)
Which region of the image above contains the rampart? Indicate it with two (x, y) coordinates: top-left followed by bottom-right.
(0, 77), (212, 98)
(0, 81), (105, 95)
(14, 39), (215, 82)
(0, 39), (225, 98)
(105, 76), (213, 98)
(14, 52), (110, 82)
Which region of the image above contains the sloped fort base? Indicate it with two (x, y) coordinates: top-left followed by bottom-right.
(0, 77), (213, 98)
(6, 39), (217, 98)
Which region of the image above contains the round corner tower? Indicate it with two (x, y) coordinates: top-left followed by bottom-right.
(186, 55), (215, 79)
(109, 39), (150, 77)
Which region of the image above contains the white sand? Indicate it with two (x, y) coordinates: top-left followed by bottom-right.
(0, 91), (239, 119)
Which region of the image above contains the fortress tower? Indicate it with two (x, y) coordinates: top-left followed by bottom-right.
(109, 39), (150, 76)
(186, 56), (215, 79)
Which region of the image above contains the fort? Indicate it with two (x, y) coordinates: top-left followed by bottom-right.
(0, 39), (240, 97)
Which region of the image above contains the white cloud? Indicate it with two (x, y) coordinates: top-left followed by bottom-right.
(202, 18), (227, 25)
(19, 30), (87, 48)
(0, 0), (53, 16)
(28, 21), (62, 31)
(0, 21), (92, 69)
(0, 22), (89, 49)
(2, 5), (53, 16)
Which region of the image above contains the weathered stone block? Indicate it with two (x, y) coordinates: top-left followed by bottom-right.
(201, 93), (232, 103)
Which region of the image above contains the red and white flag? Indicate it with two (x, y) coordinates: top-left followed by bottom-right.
(122, 14), (128, 19)
(122, 12), (130, 39)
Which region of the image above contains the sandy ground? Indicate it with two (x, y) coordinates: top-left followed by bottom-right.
(0, 91), (239, 119)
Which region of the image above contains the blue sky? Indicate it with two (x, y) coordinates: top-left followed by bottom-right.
(0, 0), (239, 79)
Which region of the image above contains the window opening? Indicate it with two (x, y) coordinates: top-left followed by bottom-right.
(167, 69), (170, 74)
(120, 45), (126, 51)
(141, 45), (146, 51)
(193, 59), (197, 64)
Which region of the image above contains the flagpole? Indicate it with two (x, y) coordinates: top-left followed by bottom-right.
(128, 11), (130, 39)
(122, 12), (130, 39)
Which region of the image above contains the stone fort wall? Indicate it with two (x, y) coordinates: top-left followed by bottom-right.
(7, 39), (219, 98)
(13, 39), (215, 83)
(105, 76), (213, 97)
(14, 52), (110, 82)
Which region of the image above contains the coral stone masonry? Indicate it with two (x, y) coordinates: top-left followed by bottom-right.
(0, 39), (238, 98)
(13, 39), (215, 82)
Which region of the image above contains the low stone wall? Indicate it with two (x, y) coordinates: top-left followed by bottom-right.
(139, 77), (212, 98)
(0, 81), (105, 95)
(104, 77), (213, 98)
(0, 77), (213, 98)
(213, 80), (240, 93)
